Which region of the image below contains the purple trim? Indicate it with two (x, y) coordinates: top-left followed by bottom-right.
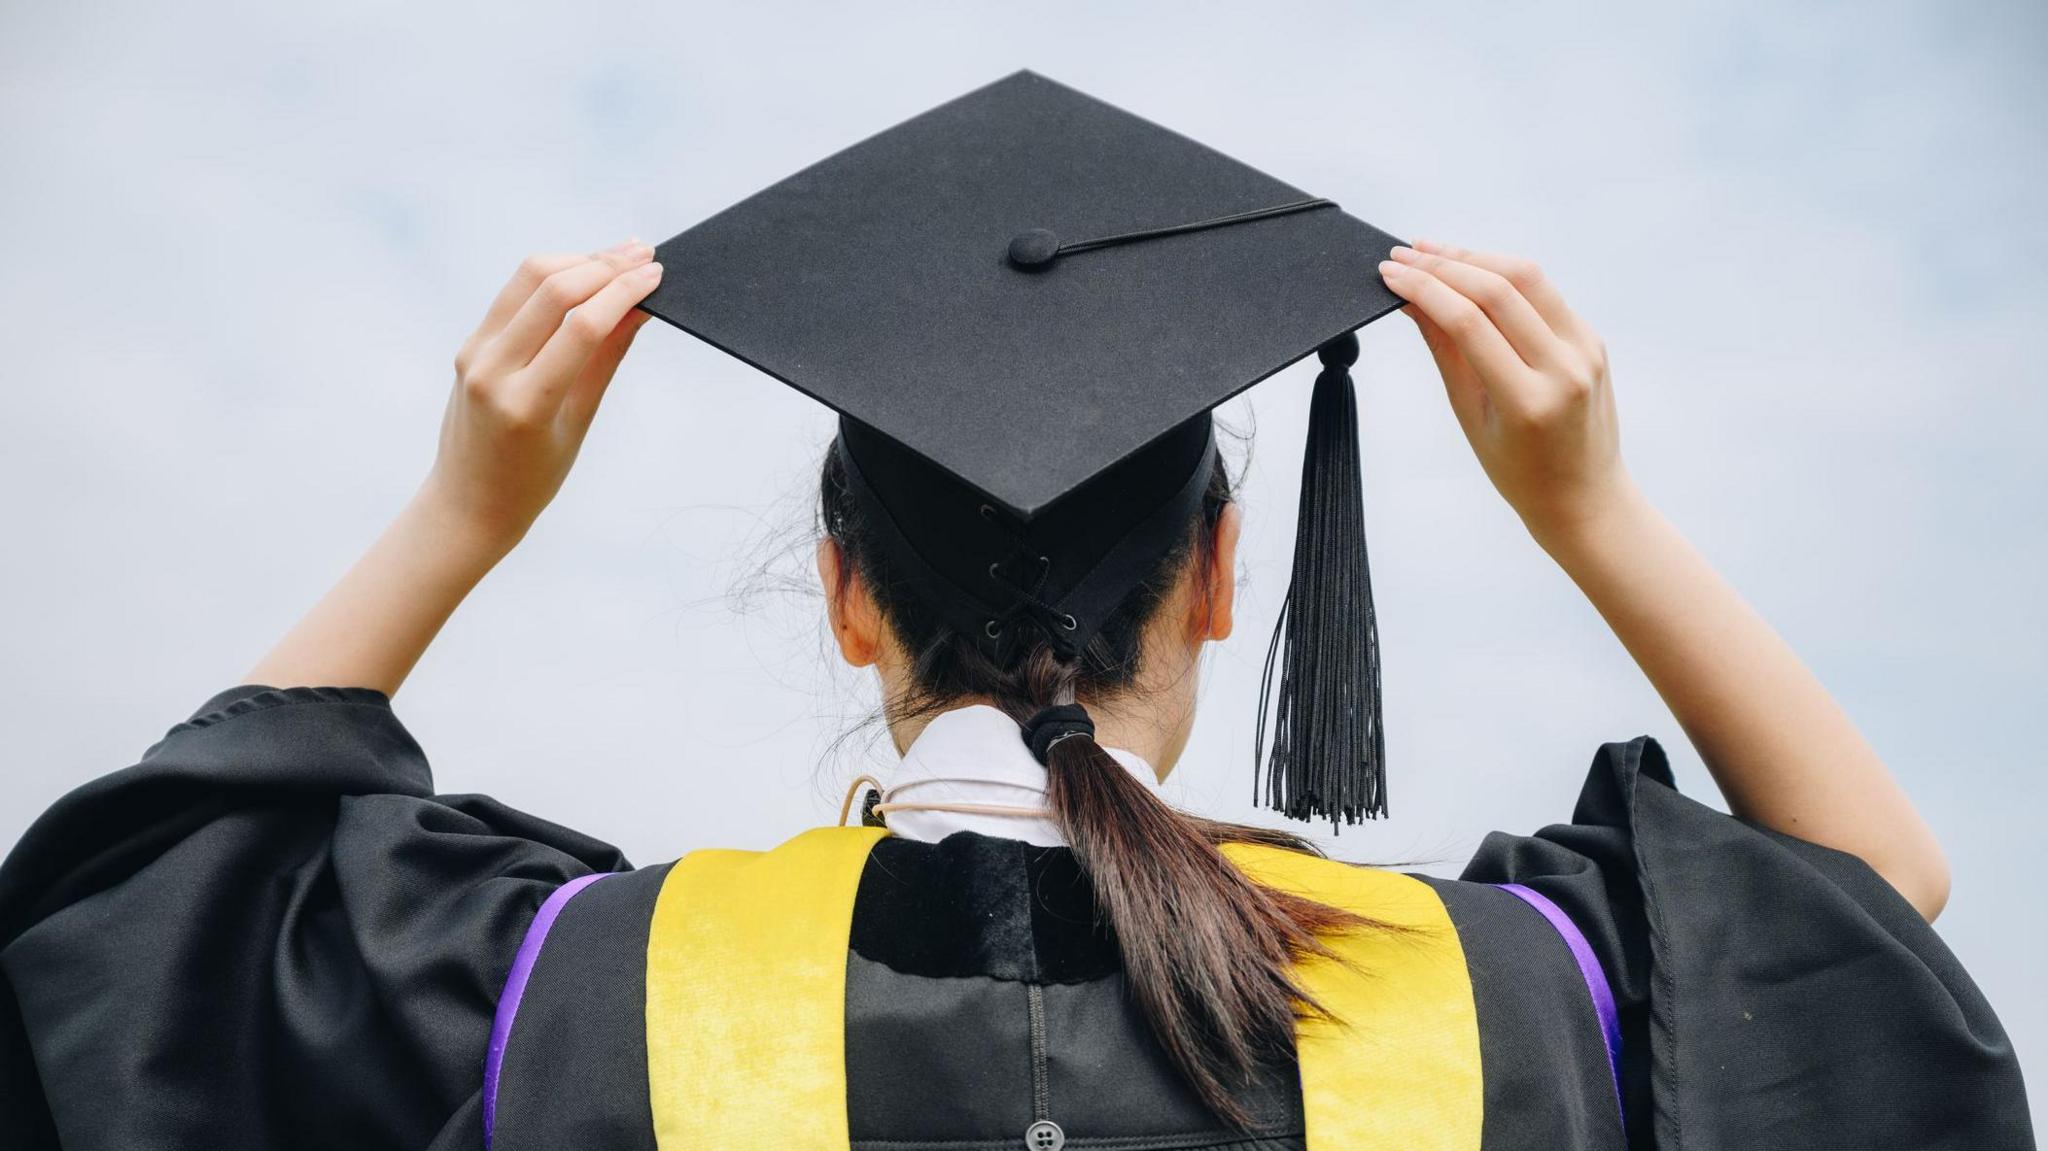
(1496, 882), (1625, 1123)
(483, 872), (611, 1148)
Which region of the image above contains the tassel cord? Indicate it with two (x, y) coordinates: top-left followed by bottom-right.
(1254, 336), (1386, 827)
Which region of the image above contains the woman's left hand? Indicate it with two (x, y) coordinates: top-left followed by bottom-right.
(1378, 241), (1624, 549)
(246, 239), (662, 697)
(427, 240), (665, 558)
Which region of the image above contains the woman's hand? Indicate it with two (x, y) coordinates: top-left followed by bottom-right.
(245, 240), (662, 697)
(1383, 239), (1950, 920)
(425, 240), (664, 558)
(1379, 241), (1625, 548)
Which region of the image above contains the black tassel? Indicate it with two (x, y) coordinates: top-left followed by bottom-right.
(1255, 332), (1386, 828)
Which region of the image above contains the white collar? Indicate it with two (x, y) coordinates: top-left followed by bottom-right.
(880, 704), (1162, 847)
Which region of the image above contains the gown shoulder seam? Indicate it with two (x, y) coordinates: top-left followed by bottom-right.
(175, 685), (397, 732)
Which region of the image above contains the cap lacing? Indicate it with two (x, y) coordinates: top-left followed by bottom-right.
(979, 507), (1081, 648)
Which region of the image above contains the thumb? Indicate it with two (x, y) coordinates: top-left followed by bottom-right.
(1405, 305), (1486, 437)
(562, 309), (652, 430)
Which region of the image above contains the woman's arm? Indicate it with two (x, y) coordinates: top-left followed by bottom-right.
(1380, 240), (1950, 921)
(247, 240), (663, 695)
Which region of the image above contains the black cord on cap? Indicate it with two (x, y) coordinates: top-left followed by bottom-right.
(1020, 703), (1096, 765)
(1007, 197), (1338, 271)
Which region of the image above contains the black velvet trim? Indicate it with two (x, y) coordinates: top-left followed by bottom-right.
(850, 832), (1120, 983)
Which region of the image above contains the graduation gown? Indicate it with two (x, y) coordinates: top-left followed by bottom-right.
(0, 685), (2033, 1149)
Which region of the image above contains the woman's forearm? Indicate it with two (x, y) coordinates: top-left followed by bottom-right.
(245, 487), (507, 695)
(1536, 478), (1950, 919)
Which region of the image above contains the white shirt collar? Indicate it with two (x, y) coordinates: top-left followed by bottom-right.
(881, 704), (1162, 847)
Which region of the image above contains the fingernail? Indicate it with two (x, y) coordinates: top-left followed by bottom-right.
(1389, 245), (1418, 262)
(1411, 239), (1439, 253)
(1379, 260), (1406, 280)
(607, 237), (641, 254)
(636, 261), (664, 283)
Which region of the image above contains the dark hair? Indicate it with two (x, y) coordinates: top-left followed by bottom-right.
(820, 444), (1367, 1128)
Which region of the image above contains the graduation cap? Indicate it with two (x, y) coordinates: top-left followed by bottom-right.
(642, 70), (1404, 826)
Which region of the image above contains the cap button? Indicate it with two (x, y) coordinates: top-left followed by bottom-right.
(1007, 228), (1061, 271)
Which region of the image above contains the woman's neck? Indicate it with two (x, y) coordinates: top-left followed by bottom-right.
(884, 694), (1190, 783)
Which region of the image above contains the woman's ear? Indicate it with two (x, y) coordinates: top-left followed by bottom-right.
(817, 538), (883, 667)
(1197, 503), (1240, 642)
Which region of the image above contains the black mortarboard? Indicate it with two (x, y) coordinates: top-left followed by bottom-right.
(643, 70), (1404, 826)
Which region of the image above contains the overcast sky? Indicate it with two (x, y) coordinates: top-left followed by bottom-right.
(3, 0), (2041, 1106)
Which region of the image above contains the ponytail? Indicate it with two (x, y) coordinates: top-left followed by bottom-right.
(821, 441), (1379, 1129)
(1004, 649), (1364, 1129)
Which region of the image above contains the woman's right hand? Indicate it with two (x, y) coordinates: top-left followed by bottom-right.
(1377, 240), (1627, 549)
(1381, 239), (1951, 920)
(423, 240), (664, 559)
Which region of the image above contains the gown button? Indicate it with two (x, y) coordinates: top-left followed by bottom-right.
(1023, 1119), (1066, 1150)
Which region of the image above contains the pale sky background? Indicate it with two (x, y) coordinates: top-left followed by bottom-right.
(3, 0), (2041, 1110)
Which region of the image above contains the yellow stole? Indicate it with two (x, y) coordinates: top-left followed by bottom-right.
(645, 827), (1482, 1149)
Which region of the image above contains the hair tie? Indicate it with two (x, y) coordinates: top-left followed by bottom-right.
(1020, 703), (1095, 765)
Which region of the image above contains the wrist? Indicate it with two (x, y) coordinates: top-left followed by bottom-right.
(402, 479), (526, 578)
(1522, 471), (1656, 568)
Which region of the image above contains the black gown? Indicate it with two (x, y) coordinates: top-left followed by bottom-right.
(0, 685), (2033, 1149)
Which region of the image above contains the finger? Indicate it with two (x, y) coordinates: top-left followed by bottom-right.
(456, 252), (586, 375)
(1390, 245), (1561, 370)
(1403, 304), (1486, 435)
(561, 309), (652, 430)
(484, 243), (654, 372)
(480, 251), (604, 337)
(1378, 259), (1533, 395)
(1411, 240), (1587, 343)
(518, 260), (664, 413)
